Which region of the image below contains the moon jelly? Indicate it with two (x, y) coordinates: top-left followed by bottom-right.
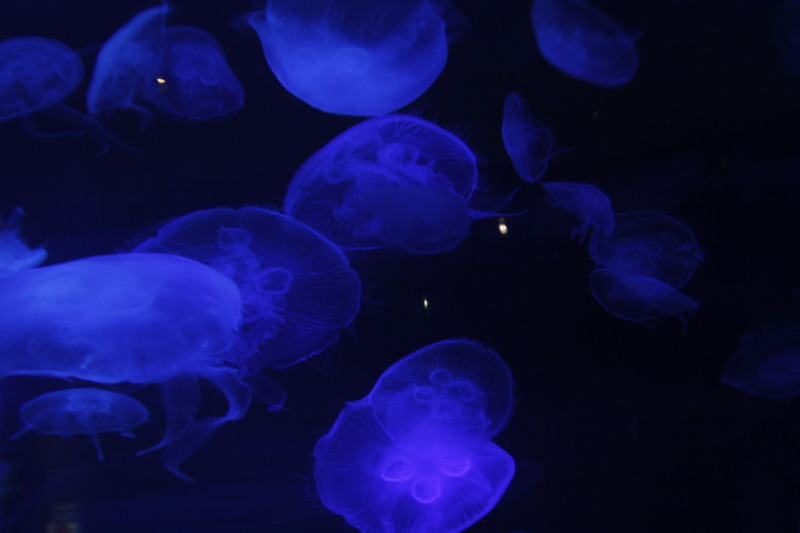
(284, 114), (478, 254)
(11, 388), (148, 460)
(143, 26), (244, 120)
(543, 180), (615, 243)
(248, 0), (448, 116)
(588, 211), (702, 290)
(590, 268), (699, 330)
(530, 0), (638, 87)
(0, 207), (46, 279)
(132, 206), (361, 370)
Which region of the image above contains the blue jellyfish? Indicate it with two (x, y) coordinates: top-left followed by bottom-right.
(248, 0), (448, 116)
(0, 253), (250, 480)
(368, 339), (514, 444)
(10, 388), (148, 460)
(132, 206), (361, 370)
(542, 180), (615, 243)
(314, 399), (516, 533)
(721, 322), (800, 399)
(86, 6), (168, 127)
(502, 93), (570, 183)
(284, 114), (479, 254)
(590, 268), (699, 330)
(0, 208), (46, 279)
(588, 211), (702, 290)
(530, 0), (638, 88)
(143, 26), (244, 121)
(774, 0), (800, 77)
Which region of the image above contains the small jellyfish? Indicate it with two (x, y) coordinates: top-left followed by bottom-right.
(0, 207), (46, 279)
(10, 388), (148, 460)
(588, 211), (702, 290)
(590, 268), (699, 330)
(132, 206), (361, 370)
(501, 93), (569, 183)
(143, 26), (244, 120)
(248, 0), (448, 116)
(530, 0), (638, 87)
(284, 114), (479, 254)
(86, 5), (168, 127)
(543, 180), (614, 243)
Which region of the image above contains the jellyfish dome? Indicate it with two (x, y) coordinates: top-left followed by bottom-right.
(543, 180), (615, 243)
(132, 206), (361, 370)
(0, 207), (46, 279)
(530, 0), (638, 87)
(143, 26), (244, 121)
(11, 388), (148, 460)
(588, 211), (702, 290)
(248, 0), (448, 116)
(502, 93), (565, 184)
(284, 114), (478, 254)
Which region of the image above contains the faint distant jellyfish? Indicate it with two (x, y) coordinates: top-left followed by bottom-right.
(132, 206), (361, 370)
(588, 211), (702, 290)
(284, 114), (478, 253)
(143, 26), (244, 120)
(543, 180), (614, 243)
(774, 0), (800, 77)
(248, 0), (448, 116)
(86, 5), (168, 127)
(11, 388), (148, 460)
(0, 253), (249, 480)
(722, 322), (800, 399)
(502, 93), (570, 183)
(530, 0), (638, 87)
(0, 207), (46, 279)
(590, 268), (698, 330)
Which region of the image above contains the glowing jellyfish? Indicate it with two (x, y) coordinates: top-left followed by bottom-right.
(542, 180), (614, 242)
(590, 268), (698, 330)
(530, 0), (638, 87)
(502, 93), (569, 183)
(721, 322), (800, 399)
(143, 26), (244, 120)
(86, 6), (168, 126)
(0, 207), (46, 279)
(368, 339), (514, 443)
(132, 206), (361, 370)
(10, 388), (148, 460)
(284, 114), (478, 254)
(248, 0), (448, 116)
(0, 253), (249, 480)
(588, 211), (702, 290)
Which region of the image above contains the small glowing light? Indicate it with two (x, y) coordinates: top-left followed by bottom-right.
(423, 297), (429, 310)
(497, 217), (508, 235)
(156, 77), (167, 84)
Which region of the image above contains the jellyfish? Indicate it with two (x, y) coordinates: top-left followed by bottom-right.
(501, 93), (570, 183)
(721, 322), (800, 399)
(10, 388), (148, 460)
(542, 180), (614, 243)
(530, 0), (638, 88)
(0, 207), (46, 279)
(86, 5), (168, 127)
(314, 399), (515, 533)
(368, 339), (514, 443)
(774, 0), (800, 77)
(247, 0), (448, 116)
(132, 206), (361, 370)
(0, 253), (250, 480)
(588, 211), (702, 290)
(143, 26), (244, 121)
(284, 114), (479, 253)
(590, 268), (699, 330)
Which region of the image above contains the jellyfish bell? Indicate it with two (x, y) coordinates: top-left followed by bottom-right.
(542, 180), (614, 243)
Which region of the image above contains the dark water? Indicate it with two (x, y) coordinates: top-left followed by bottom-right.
(1, 1), (799, 532)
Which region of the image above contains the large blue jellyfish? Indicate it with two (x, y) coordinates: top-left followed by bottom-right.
(543, 180), (615, 243)
(0, 208), (46, 279)
(530, 0), (638, 88)
(10, 388), (148, 460)
(284, 114), (479, 254)
(132, 206), (361, 371)
(248, 0), (448, 116)
(314, 339), (515, 533)
(0, 253), (250, 480)
(588, 211), (702, 290)
(143, 26), (244, 121)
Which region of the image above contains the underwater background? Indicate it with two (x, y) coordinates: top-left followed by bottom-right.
(2, 0), (800, 532)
